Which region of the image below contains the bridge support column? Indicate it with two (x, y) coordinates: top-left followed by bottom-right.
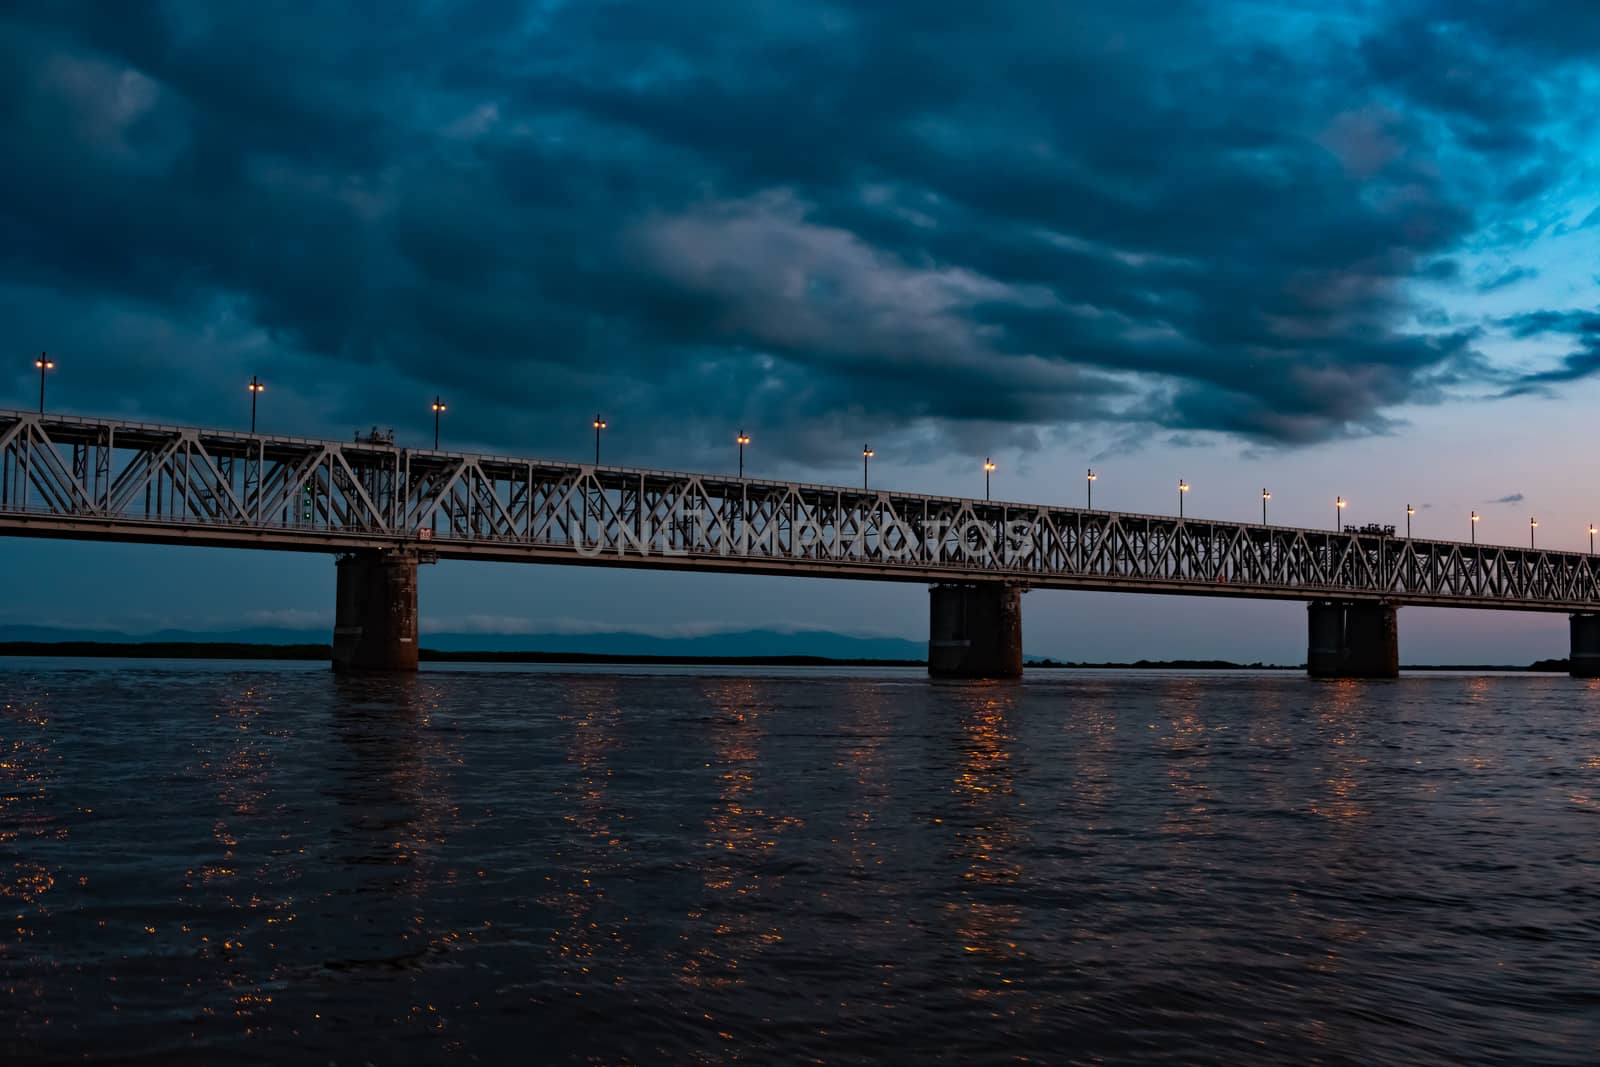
(928, 582), (1024, 679)
(1569, 614), (1600, 678)
(1307, 600), (1398, 679)
(332, 549), (419, 672)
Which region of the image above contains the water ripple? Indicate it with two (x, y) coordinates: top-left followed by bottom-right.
(2, 661), (1598, 1064)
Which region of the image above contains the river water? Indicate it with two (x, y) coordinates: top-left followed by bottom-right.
(2, 660), (1597, 1065)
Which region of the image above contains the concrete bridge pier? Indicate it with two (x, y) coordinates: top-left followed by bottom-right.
(1307, 600), (1399, 678)
(332, 549), (419, 672)
(928, 582), (1024, 679)
(1569, 613), (1600, 677)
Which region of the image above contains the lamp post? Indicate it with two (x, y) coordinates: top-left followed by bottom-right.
(1335, 496), (1346, 531)
(736, 430), (750, 479)
(862, 444), (873, 490)
(1262, 488), (1271, 526)
(34, 353), (54, 413)
(1178, 479), (1188, 519)
(1406, 504), (1415, 539)
(247, 375), (265, 433)
(431, 396), (447, 449)
(593, 414), (607, 465)
(984, 458), (996, 501)
(1470, 511), (1478, 544)
(1530, 517), (1538, 549)
(1590, 525), (1595, 556)
(1087, 468), (1096, 510)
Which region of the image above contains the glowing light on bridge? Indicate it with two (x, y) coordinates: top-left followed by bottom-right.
(431, 396), (448, 450)
(246, 375), (265, 433)
(33, 353), (54, 414)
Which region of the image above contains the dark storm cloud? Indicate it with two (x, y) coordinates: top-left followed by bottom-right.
(0, 0), (1590, 464)
(1500, 310), (1600, 395)
(1478, 266), (1538, 293)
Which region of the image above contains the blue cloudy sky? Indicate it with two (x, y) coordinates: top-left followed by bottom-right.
(3, 0), (1598, 661)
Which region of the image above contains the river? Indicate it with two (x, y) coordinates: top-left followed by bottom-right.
(3, 660), (1597, 1064)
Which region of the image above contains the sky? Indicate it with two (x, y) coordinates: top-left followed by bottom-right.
(2, 0), (1599, 662)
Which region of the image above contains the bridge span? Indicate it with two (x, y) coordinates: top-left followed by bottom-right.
(4, 408), (1599, 678)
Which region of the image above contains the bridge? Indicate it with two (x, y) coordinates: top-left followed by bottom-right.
(4, 407), (1600, 678)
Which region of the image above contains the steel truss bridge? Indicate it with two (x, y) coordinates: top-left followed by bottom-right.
(2, 408), (1597, 615)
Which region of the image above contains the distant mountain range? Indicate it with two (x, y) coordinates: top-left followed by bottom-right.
(0, 624), (928, 661)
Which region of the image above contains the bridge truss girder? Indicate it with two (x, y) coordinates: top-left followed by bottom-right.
(3, 409), (1598, 613)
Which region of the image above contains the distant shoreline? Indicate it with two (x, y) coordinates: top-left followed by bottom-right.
(0, 640), (1569, 672)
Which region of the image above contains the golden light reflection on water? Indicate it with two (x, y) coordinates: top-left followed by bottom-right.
(544, 676), (630, 985)
(182, 674), (462, 1034)
(1575, 748), (1600, 808)
(947, 686), (1026, 1000)
(839, 683), (890, 884)
(1455, 675), (1502, 783)
(329, 676), (462, 1040)
(194, 681), (282, 1031)
(1309, 680), (1370, 821)
(681, 678), (799, 1003)
(1067, 684), (1116, 816)
(1, 692), (60, 1031)
(1, 695), (58, 914)
(1156, 679), (1214, 839)
(1242, 681), (1293, 816)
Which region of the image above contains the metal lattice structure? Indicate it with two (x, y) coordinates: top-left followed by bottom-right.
(2, 408), (1597, 613)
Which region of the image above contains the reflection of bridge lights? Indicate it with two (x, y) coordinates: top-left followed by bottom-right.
(545, 678), (627, 982)
(1156, 683), (1214, 839)
(950, 695), (1025, 988)
(679, 681), (797, 995)
(1309, 681), (1371, 821)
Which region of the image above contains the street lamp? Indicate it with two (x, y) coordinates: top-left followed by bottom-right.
(1406, 504), (1415, 539)
(984, 458), (996, 501)
(1262, 488), (1271, 526)
(34, 353), (54, 413)
(736, 430), (750, 479)
(1178, 479), (1189, 519)
(1470, 510), (1479, 544)
(863, 444), (874, 490)
(430, 396), (447, 449)
(247, 375), (265, 433)
(1530, 517), (1538, 549)
(1087, 468), (1096, 510)
(1590, 525), (1595, 556)
(593, 414), (607, 464)
(1335, 496), (1346, 531)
